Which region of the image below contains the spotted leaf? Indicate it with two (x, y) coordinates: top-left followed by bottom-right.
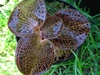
(8, 0), (46, 37)
(16, 35), (54, 75)
(50, 9), (90, 50)
(41, 15), (63, 39)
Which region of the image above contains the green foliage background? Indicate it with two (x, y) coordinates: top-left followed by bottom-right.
(0, 0), (100, 75)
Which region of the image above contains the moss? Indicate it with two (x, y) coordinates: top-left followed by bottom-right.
(46, 1), (70, 15)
